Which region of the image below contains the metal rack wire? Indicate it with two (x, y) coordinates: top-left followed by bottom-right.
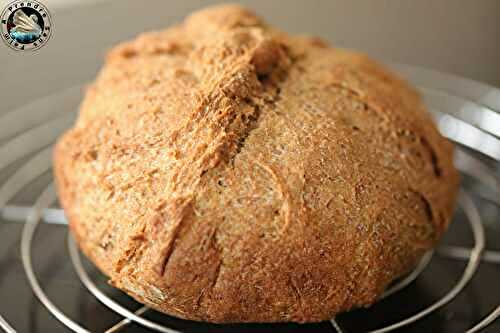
(0, 64), (499, 333)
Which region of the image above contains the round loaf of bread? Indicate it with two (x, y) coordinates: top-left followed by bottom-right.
(54, 4), (459, 323)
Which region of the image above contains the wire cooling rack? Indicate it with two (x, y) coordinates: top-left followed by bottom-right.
(0, 64), (498, 333)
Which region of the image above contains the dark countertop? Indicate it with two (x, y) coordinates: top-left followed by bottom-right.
(0, 181), (498, 332)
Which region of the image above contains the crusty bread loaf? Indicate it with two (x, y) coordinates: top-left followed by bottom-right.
(54, 4), (459, 323)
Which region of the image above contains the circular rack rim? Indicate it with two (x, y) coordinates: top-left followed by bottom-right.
(0, 64), (499, 333)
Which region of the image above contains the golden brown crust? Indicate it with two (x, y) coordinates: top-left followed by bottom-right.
(54, 4), (459, 323)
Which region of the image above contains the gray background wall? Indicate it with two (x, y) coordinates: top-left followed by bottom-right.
(1, 0), (500, 115)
